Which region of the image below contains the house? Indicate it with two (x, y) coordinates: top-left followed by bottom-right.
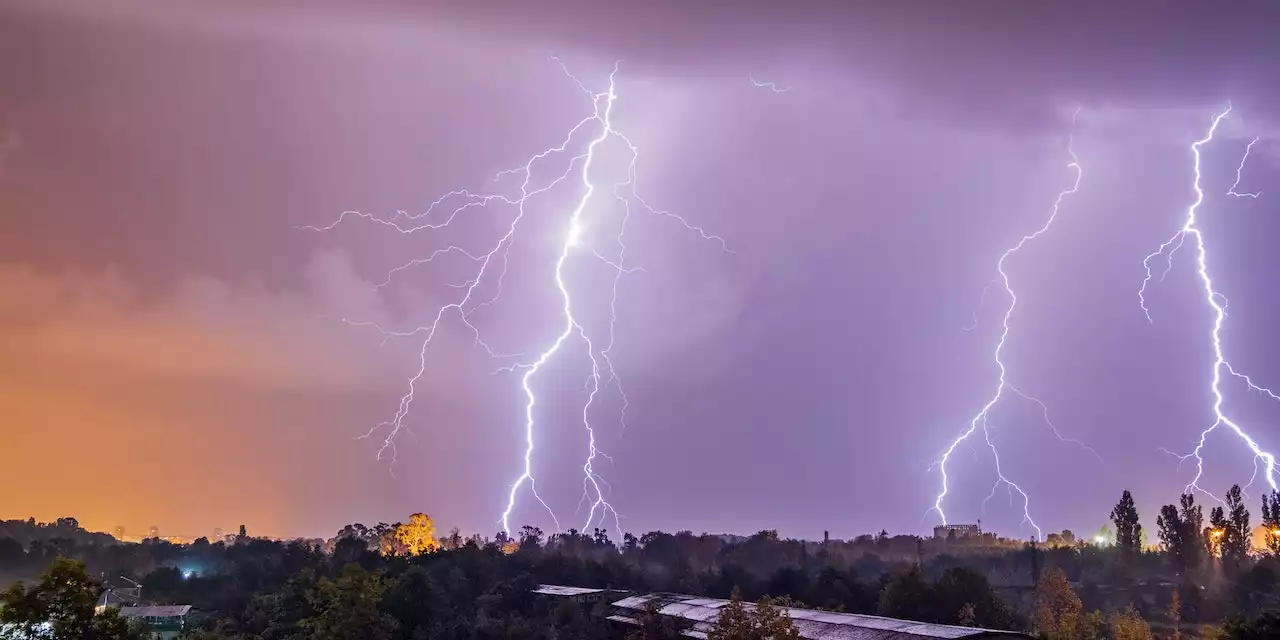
(934, 524), (982, 539)
(117, 605), (192, 640)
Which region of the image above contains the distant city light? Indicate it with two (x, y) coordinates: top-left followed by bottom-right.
(1093, 535), (1107, 545)
(182, 570), (193, 579)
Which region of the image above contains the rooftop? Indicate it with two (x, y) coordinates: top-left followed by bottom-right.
(612, 593), (1030, 640)
(533, 584), (611, 597)
(117, 605), (192, 618)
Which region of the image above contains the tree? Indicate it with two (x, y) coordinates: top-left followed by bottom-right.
(1032, 566), (1082, 640)
(1260, 491), (1280, 556)
(1210, 506), (1228, 557)
(299, 563), (397, 640)
(1111, 604), (1154, 640)
(931, 567), (1018, 629)
(1112, 490), (1143, 557)
(877, 565), (931, 622)
(626, 599), (680, 640)
(752, 596), (802, 640)
(1159, 494), (1206, 577)
(1223, 485), (1251, 570)
(708, 590), (755, 640)
(1169, 590), (1183, 640)
(393, 513), (440, 555)
(1079, 610), (1108, 640)
(0, 557), (146, 640)
(707, 591), (800, 640)
(1222, 612), (1280, 639)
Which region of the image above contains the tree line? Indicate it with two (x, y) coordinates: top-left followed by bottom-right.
(6, 490), (1280, 639)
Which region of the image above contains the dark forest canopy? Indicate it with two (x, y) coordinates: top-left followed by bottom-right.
(5, 487), (1280, 638)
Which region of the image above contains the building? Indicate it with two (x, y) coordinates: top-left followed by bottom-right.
(117, 605), (191, 640)
(609, 592), (1030, 639)
(934, 523), (982, 539)
(147, 525), (160, 539)
(533, 584), (630, 605)
(98, 576), (143, 608)
(113, 526), (126, 540)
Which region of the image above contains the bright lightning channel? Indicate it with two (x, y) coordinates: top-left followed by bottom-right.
(930, 113), (1087, 541)
(1141, 105), (1279, 499)
(305, 59), (727, 537)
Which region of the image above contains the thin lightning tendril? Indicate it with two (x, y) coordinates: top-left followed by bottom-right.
(930, 113), (1086, 541)
(749, 72), (791, 93)
(1141, 105), (1279, 500)
(306, 59), (726, 538)
(1227, 136), (1261, 198)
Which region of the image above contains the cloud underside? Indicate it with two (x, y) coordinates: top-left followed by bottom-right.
(0, 251), (424, 393)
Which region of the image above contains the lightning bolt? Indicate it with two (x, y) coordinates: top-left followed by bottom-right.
(1141, 105), (1278, 499)
(1227, 136), (1262, 198)
(749, 72), (791, 93)
(930, 111), (1087, 541)
(305, 59), (727, 537)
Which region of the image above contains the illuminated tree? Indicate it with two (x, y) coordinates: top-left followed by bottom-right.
(393, 513), (440, 555)
(1032, 566), (1082, 640)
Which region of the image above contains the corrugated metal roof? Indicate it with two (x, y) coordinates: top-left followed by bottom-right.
(534, 584), (609, 596)
(118, 605), (192, 618)
(612, 593), (1029, 639)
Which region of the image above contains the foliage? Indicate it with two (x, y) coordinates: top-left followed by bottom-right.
(1260, 491), (1280, 557)
(1221, 611), (1280, 639)
(1111, 490), (1143, 558)
(393, 514), (440, 556)
(1168, 589), (1182, 640)
(625, 600), (679, 640)
(299, 563), (397, 640)
(0, 557), (146, 640)
(1223, 485), (1252, 570)
(1109, 604), (1153, 640)
(706, 591), (800, 640)
(10, 486), (1280, 639)
(1158, 494), (1206, 578)
(1032, 566), (1082, 640)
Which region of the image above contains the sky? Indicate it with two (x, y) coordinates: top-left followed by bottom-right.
(3, 0), (1280, 542)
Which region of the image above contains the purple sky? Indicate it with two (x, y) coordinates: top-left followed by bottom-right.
(3, 0), (1280, 541)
